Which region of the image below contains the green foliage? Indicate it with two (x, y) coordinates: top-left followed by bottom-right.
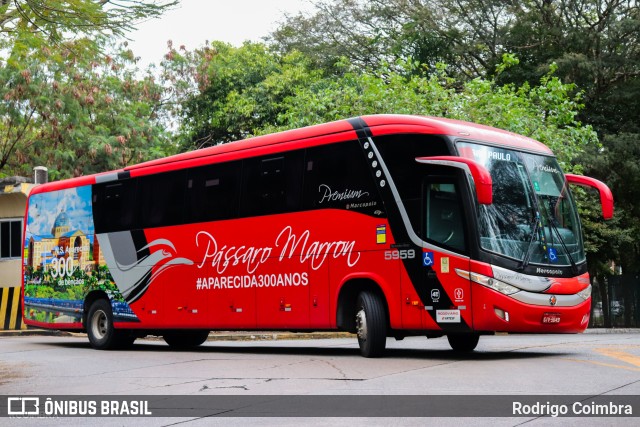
(0, 1), (176, 52)
(0, 0), (176, 178)
(259, 55), (593, 167)
(1, 41), (174, 178)
(161, 42), (323, 150)
(164, 40), (594, 165)
(271, 0), (640, 123)
(579, 133), (640, 274)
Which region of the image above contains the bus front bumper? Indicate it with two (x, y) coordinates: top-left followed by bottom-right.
(471, 284), (591, 333)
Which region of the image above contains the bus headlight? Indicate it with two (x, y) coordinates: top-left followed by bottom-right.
(577, 285), (592, 301)
(456, 269), (520, 296)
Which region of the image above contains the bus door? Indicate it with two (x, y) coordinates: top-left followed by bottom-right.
(422, 176), (473, 332)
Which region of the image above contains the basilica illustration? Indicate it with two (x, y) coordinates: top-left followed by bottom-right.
(26, 210), (103, 273)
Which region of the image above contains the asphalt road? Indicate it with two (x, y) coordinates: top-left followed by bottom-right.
(0, 331), (639, 426)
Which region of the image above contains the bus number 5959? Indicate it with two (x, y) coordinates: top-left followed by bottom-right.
(385, 249), (416, 260)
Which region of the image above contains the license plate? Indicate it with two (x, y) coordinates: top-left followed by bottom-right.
(542, 313), (561, 324)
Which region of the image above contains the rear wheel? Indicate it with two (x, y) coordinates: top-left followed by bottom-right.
(163, 330), (210, 349)
(355, 291), (387, 358)
(86, 299), (132, 350)
(447, 333), (480, 352)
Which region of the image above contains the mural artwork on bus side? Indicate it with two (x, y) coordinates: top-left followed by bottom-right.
(23, 185), (139, 325)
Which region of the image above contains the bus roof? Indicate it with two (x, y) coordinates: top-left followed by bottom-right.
(29, 115), (553, 195)
(126, 114), (552, 172)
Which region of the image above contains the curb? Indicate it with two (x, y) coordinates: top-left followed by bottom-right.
(583, 328), (640, 334)
(202, 332), (355, 341)
(0, 328), (354, 341)
(0, 328), (72, 337)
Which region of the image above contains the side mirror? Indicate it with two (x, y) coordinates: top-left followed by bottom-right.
(565, 174), (614, 220)
(416, 156), (493, 205)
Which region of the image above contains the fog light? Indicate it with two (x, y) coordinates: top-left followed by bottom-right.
(581, 314), (589, 325)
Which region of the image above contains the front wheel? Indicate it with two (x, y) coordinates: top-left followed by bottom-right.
(163, 330), (210, 349)
(355, 291), (387, 358)
(447, 333), (480, 352)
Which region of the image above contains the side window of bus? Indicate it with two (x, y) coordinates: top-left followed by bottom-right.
(303, 141), (379, 211)
(424, 181), (467, 253)
(93, 179), (138, 233)
(138, 170), (187, 229)
(186, 161), (241, 223)
(240, 151), (304, 217)
(374, 134), (451, 232)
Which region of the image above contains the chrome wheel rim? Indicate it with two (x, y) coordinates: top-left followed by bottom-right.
(356, 308), (367, 341)
(91, 309), (108, 340)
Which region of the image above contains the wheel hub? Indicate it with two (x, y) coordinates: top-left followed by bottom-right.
(356, 308), (367, 341)
(91, 310), (108, 339)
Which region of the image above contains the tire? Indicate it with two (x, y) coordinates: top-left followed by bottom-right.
(163, 330), (210, 349)
(355, 291), (387, 358)
(447, 333), (480, 352)
(86, 299), (120, 350)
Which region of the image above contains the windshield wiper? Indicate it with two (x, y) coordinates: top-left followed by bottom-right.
(519, 212), (542, 271)
(539, 199), (578, 274)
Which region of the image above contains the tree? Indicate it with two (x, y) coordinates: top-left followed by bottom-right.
(271, 0), (640, 135)
(1, 41), (174, 179)
(578, 133), (640, 326)
(268, 57), (595, 167)
(498, 1), (640, 134)
(0, 1), (175, 48)
(269, 0), (517, 78)
(0, 0), (177, 178)
(166, 40), (595, 169)
(160, 42), (323, 151)
(270, 0), (406, 73)
(272, 1), (640, 104)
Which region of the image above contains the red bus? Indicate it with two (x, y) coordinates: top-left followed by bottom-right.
(22, 115), (613, 357)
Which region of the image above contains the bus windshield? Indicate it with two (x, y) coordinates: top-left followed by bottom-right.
(457, 142), (585, 267)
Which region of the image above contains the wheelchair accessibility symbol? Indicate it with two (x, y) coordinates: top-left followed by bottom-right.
(548, 248), (558, 263)
(423, 252), (434, 267)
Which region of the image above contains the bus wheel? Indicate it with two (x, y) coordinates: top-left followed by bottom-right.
(87, 299), (120, 350)
(163, 330), (210, 349)
(447, 333), (480, 352)
(355, 291), (387, 358)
